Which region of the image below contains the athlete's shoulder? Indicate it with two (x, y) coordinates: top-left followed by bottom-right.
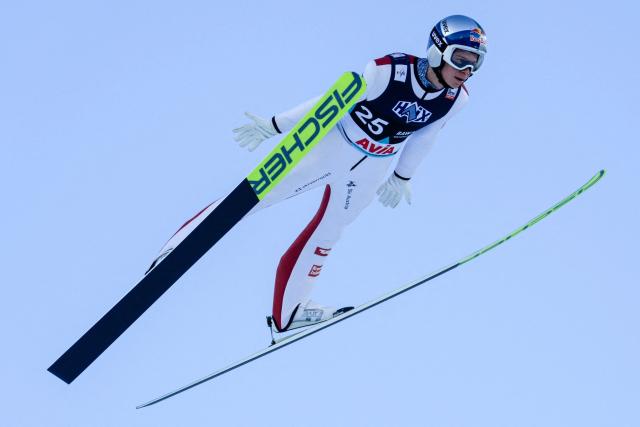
(363, 55), (396, 100)
(373, 52), (417, 66)
(442, 84), (470, 123)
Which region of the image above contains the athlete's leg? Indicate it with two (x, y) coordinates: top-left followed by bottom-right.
(271, 150), (394, 331)
(247, 125), (346, 212)
(149, 127), (347, 268)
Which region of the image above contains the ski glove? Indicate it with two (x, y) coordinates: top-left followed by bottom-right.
(232, 112), (278, 151)
(376, 173), (412, 208)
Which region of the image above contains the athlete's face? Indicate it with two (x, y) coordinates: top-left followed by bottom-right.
(441, 50), (478, 88)
(441, 64), (470, 88)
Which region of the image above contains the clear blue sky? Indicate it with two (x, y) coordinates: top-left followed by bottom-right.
(2, 1), (638, 426)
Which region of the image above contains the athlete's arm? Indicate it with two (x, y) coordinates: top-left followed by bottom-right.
(271, 95), (323, 134)
(394, 87), (469, 179)
(234, 59), (389, 151)
(272, 58), (389, 133)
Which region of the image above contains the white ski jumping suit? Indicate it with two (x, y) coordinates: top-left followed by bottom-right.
(154, 53), (469, 331)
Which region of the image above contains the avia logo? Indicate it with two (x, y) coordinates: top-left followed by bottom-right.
(354, 138), (396, 156)
(445, 88), (458, 100)
(314, 247), (331, 256)
(392, 101), (432, 123)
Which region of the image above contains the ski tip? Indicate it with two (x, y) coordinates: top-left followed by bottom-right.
(586, 169), (606, 189)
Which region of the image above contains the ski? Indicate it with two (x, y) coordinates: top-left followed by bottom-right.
(137, 169), (605, 409)
(47, 72), (366, 384)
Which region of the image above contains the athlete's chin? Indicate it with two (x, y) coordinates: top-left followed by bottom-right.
(443, 76), (465, 88)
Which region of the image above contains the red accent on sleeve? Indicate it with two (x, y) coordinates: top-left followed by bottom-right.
(374, 56), (392, 65)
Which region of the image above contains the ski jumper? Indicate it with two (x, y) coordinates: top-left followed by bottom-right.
(153, 53), (469, 331)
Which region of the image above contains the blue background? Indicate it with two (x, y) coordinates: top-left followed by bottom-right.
(2, 1), (637, 425)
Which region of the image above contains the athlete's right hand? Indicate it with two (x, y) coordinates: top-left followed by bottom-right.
(376, 173), (412, 208)
(232, 112), (278, 151)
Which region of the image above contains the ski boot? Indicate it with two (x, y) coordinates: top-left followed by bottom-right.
(266, 300), (354, 344)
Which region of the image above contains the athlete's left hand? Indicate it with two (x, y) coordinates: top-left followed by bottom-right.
(376, 173), (412, 208)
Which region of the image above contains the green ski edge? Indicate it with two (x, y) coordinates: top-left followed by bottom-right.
(247, 71), (366, 200)
(137, 170), (605, 409)
(459, 169), (605, 264)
